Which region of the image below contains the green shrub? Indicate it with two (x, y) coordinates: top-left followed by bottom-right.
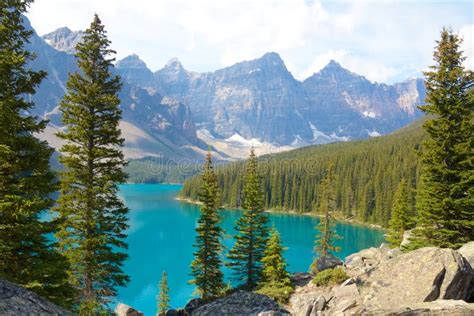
(256, 283), (294, 304)
(312, 267), (349, 287)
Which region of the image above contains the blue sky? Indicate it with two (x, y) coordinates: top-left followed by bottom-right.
(27, 0), (473, 83)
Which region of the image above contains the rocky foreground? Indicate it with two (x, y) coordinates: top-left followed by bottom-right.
(1, 243), (473, 315)
(0, 278), (73, 315)
(289, 242), (474, 315)
(170, 242), (474, 315)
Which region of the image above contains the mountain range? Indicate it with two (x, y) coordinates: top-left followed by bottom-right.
(25, 17), (426, 161)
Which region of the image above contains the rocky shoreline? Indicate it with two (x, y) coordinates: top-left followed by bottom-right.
(2, 242), (473, 315)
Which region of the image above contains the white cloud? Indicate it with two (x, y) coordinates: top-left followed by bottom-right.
(26, 0), (473, 84)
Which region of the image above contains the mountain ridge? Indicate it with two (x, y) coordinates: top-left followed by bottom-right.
(32, 21), (426, 161)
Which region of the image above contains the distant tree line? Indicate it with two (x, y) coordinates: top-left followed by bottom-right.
(125, 158), (201, 184)
(181, 121), (425, 227)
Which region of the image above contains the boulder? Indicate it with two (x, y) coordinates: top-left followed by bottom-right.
(314, 255), (343, 273)
(0, 278), (74, 316)
(289, 286), (329, 316)
(190, 291), (289, 316)
(303, 295), (328, 316)
(291, 273), (312, 287)
(458, 242), (474, 267)
(457, 241), (474, 302)
(184, 298), (204, 314)
(360, 247), (473, 311)
(345, 243), (400, 278)
(115, 303), (144, 316)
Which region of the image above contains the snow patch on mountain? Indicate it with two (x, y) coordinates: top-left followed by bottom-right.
(225, 133), (263, 147)
(362, 111), (377, 118)
(309, 122), (350, 144)
(197, 129), (294, 159)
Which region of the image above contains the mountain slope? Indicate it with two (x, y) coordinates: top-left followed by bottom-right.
(35, 20), (426, 162)
(26, 21), (211, 161)
(144, 53), (425, 147)
(180, 118), (427, 226)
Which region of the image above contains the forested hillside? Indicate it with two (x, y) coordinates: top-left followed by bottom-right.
(180, 119), (426, 226)
(125, 158), (201, 183)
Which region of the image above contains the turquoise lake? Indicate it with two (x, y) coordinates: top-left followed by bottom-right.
(116, 184), (385, 314)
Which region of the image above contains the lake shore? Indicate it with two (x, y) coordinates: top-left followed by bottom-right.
(175, 196), (385, 231)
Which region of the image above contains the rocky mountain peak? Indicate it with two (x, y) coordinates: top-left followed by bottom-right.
(116, 54), (149, 70)
(42, 26), (84, 54)
(163, 57), (184, 71)
(260, 51), (284, 64)
(319, 59), (358, 78)
(247, 52), (287, 72)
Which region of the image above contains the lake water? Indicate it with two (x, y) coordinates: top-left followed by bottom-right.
(116, 184), (385, 314)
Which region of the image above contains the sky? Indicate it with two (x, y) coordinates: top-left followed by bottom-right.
(27, 0), (473, 84)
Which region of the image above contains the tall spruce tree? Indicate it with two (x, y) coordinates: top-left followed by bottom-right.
(55, 14), (129, 313)
(387, 179), (416, 248)
(256, 228), (293, 304)
(157, 271), (170, 316)
(412, 28), (473, 249)
(189, 152), (225, 301)
(311, 165), (341, 271)
(0, 0), (75, 308)
(227, 149), (269, 289)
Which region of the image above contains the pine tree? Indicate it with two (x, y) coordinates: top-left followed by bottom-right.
(0, 0), (75, 308)
(157, 271), (170, 316)
(387, 179), (416, 248)
(411, 28), (474, 249)
(311, 165), (341, 271)
(227, 149), (269, 289)
(189, 152), (225, 301)
(256, 228), (293, 304)
(55, 14), (129, 313)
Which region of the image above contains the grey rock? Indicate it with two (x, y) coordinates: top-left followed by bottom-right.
(314, 255), (344, 273)
(184, 298), (204, 314)
(361, 247), (473, 311)
(0, 278), (74, 315)
(291, 272), (313, 287)
(457, 241), (474, 302)
(304, 295), (327, 316)
(458, 242), (474, 267)
(191, 291), (288, 316)
(312, 295), (327, 313)
(291, 244), (474, 315)
(334, 298), (357, 313)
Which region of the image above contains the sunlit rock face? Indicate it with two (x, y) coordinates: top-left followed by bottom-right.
(30, 15), (426, 159)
